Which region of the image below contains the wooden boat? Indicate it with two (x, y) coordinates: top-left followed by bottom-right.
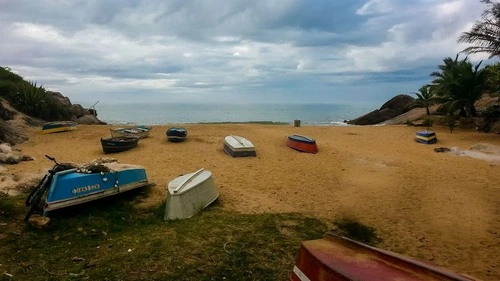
(25, 157), (150, 219)
(100, 136), (139, 153)
(110, 125), (151, 139)
(40, 121), (77, 134)
(416, 130), (437, 144)
(286, 134), (318, 154)
(164, 168), (219, 221)
(291, 232), (478, 281)
(223, 135), (256, 157)
(166, 127), (188, 142)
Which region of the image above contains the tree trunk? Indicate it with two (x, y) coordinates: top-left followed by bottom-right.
(425, 106), (430, 115)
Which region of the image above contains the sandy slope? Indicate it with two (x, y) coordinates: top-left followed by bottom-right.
(2, 124), (500, 280)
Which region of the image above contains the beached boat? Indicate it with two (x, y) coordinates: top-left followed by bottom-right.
(416, 130), (437, 144)
(110, 125), (151, 139)
(40, 121), (77, 134)
(286, 134), (318, 154)
(164, 168), (219, 221)
(166, 127), (188, 142)
(223, 135), (256, 157)
(24, 156), (150, 220)
(100, 136), (139, 153)
(291, 232), (478, 281)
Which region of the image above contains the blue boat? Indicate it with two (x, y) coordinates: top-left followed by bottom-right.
(25, 156), (150, 219)
(415, 130), (437, 144)
(40, 121), (77, 134)
(166, 127), (188, 142)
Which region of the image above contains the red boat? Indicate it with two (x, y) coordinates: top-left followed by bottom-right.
(291, 233), (478, 281)
(287, 134), (318, 154)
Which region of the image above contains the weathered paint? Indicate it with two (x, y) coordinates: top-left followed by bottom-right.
(286, 135), (318, 154)
(291, 233), (479, 281)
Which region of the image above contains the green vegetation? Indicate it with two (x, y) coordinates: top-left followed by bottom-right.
(410, 85), (436, 115)
(446, 115), (457, 133)
(0, 192), (328, 281)
(332, 218), (381, 246)
(458, 0), (500, 58)
(0, 66), (71, 121)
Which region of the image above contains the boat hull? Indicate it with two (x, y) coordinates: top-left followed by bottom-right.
(223, 135), (256, 157)
(41, 121), (77, 134)
(415, 130), (437, 144)
(164, 169), (219, 221)
(286, 134), (318, 154)
(101, 137), (139, 153)
(110, 126), (151, 139)
(291, 233), (477, 281)
(44, 165), (149, 212)
(166, 127), (188, 142)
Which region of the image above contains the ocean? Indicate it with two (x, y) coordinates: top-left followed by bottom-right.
(92, 103), (379, 125)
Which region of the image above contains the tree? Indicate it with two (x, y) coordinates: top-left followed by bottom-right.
(410, 85), (436, 115)
(458, 0), (500, 58)
(430, 55), (491, 117)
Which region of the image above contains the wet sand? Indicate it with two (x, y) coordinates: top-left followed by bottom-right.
(4, 124), (500, 280)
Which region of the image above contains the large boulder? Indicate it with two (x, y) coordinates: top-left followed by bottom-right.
(71, 104), (88, 118)
(0, 101), (15, 121)
(0, 119), (28, 145)
(76, 115), (107, 125)
(380, 94), (415, 115)
(46, 91), (71, 106)
(348, 94), (415, 125)
(348, 108), (399, 125)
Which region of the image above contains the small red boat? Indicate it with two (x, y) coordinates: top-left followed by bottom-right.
(291, 233), (478, 281)
(286, 134), (318, 154)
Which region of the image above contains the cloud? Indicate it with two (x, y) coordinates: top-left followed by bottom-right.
(0, 0), (491, 103)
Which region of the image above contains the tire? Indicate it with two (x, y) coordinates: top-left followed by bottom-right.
(24, 176), (51, 221)
(25, 174), (48, 206)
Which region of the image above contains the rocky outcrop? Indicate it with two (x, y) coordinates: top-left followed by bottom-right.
(0, 119), (28, 145)
(46, 91), (105, 125)
(348, 94), (415, 125)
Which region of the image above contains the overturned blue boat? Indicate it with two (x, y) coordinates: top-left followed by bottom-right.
(415, 130), (437, 144)
(166, 127), (188, 142)
(25, 156), (150, 220)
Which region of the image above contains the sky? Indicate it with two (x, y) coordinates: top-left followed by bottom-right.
(0, 0), (492, 104)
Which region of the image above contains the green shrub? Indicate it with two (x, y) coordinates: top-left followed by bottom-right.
(423, 118), (433, 129)
(405, 119), (414, 126)
(332, 218), (382, 246)
(446, 115), (457, 133)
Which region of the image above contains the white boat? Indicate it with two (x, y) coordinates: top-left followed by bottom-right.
(164, 168), (219, 221)
(223, 135), (256, 157)
(110, 126), (151, 139)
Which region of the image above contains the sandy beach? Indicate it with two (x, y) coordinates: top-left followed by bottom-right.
(3, 124), (500, 280)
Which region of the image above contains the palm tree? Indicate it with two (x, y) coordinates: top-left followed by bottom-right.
(430, 56), (491, 117)
(458, 0), (500, 58)
(411, 85), (436, 115)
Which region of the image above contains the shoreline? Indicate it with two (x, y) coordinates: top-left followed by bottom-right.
(2, 123), (500, 280)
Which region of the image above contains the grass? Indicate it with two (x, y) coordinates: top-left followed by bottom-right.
(0, 190), (328, 281)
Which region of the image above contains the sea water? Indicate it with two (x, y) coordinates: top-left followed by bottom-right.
(92, 103), (379, 125)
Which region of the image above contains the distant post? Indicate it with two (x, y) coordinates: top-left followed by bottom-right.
(294, 119), (301, 127)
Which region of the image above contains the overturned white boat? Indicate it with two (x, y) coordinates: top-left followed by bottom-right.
(223, 135), (256, 157)
(164, 168), (219, 221)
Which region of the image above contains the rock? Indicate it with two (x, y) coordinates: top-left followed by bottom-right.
(491, 121), (500, 134)
(0, 119), (28, 145)
(349, 94), (414, 125)
(380, 94), (415, 115)
(348, 108), (398, 125)
(28, 214), (51, 229)
(20, 155), (35, 161)
(71, 104), (88, 118)
(458, 118), (477, 129)
(46, 91), (71, 106)
(434, 147), (451, 153)
(76, 115), (107, 125)
(0, 101), (15, 121)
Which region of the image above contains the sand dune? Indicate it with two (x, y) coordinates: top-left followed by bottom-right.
(3, 124), (500, 280)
